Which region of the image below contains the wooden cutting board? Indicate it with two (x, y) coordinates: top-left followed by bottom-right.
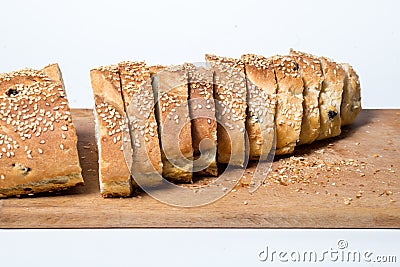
(0, 109), (399, 228)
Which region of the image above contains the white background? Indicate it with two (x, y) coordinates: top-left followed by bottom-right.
(0, 0), (399, 108)
(1, 229), (399, 267)
(0, 1), (399, 266)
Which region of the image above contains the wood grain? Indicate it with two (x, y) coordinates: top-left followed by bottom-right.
(0, 109), (399, 228)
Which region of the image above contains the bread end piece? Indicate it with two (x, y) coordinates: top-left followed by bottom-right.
(340, 63), (362, 126)
(0, 64), (84, 198)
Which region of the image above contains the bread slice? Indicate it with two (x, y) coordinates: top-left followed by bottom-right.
(340, 63), (362, 126)
(0, 64), (84, 198)
(272, 55), (305, 155)
(185, 63), (218, 176)
(118, 61), (163, 187)
(317, 56), (345, 140)
(152, 65), (193, 182)
(289, 49), (324, 145)
(241, 54), (277, 160)
(90, 65), (132, 197)
(205, 54), (247, 167)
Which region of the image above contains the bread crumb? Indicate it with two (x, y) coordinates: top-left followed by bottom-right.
(344, 198), (352, 205)
(243, 201), (248, 205)
(379, 190), (393, 197)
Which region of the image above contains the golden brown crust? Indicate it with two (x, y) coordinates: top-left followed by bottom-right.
(0, 64), (83, 198)
(340, 63), (362, 126)
(152, 65), (193, 182)
(0, 174), (83, 198)
(317, 56), (345, 140)
(289, 49), (323, 145)
(149, 65), (166, 76)
(205, 54), (247, 167)
(118, 61), (163, 186)
(241, 54), (277, 160)
(272, 55), (304, 155)
(186, 63), (218, 176)
(90, 66), (132, 197)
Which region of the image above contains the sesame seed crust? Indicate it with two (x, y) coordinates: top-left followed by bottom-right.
(242, 54), (277, 160)
(185, 63), (218, 176)
(205, 54), (247, 167)
(118, 61), (163, 185)
(152, 64), (193, 182)
(272, 55), (305, 155)
(90, 66), (132, 197)
(0, 64), (83, 197)
(290, 49), (324, 145)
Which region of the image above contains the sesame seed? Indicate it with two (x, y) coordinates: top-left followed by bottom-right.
(61, 125), (68, 131)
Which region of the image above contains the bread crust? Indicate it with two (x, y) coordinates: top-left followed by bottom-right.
(340, 63), (361, 126)
(90, 66), (132, 197)
(241, 54), (277, 160)
(152, 65), (193, 182)
(0, 64), (83, 198)
(186, 63), (218, 176)
(317, 57), (345, 140)
(205, 54), (247, 167)
(118, 61), (163, 186)
(272, 55), (304, 155)
(290, 49), (323, 145)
